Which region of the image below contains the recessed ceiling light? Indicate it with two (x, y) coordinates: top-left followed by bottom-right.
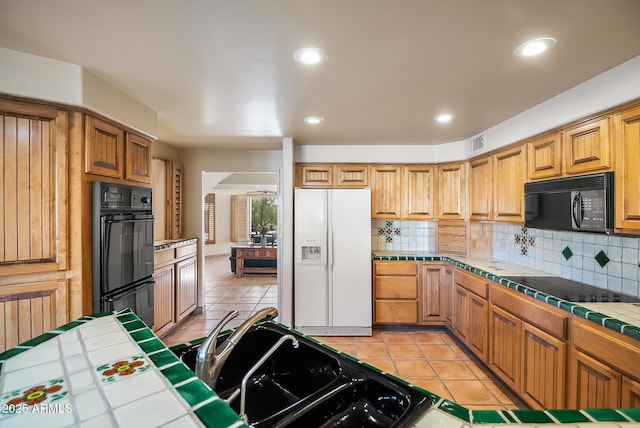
(514, 37), (556, 57)
(293, 47), (328, 65)
(434, 113), (453, 123)
(304, 116), (324, 125)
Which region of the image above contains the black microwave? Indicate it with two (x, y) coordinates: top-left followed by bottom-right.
(524, 172), (614, 234)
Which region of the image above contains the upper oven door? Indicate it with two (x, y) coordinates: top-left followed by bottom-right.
(101, 213), (154, 294)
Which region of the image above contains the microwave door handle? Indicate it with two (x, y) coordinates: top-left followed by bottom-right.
(572, 192), (582, 229)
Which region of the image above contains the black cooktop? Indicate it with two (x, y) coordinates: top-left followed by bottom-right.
(502, 276), (640, 304)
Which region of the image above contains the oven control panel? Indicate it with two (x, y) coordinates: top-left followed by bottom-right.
(97, 182), (152, 212)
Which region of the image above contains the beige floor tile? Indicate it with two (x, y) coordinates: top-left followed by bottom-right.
(362, 359), (398, 375)
(444, 380), (502, 405)
(464, 360), (492, 379)
(387, 344), (423, 359)
(417, 344), (459, 360)
(429, 361), (477, 379)
(404, 379), (453, 401)
(394, 360), (437, 379)
(381, 331), (415, 344)
(354, 343), (391, 359)
(411, 331), (446, 344)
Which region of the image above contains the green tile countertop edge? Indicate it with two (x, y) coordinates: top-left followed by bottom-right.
(371, 253), (640, 341)
(0, 308), (247, 428)
(154, 237), (199, 251)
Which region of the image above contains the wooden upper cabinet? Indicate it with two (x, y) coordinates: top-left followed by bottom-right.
(528, 132), (562, 180)
(85, 115), (124, 178)
(336, 164), (368, 187)
(468, 156), (492, 221)
(404, 165), (435, 220)
(299, 164), (334, 187)
(614, 105), (640, 233)
(436, 162), (466, 220)
(0, 101), (68, 272)
(125, 132), (152, 183)
(493, 145), (526, 222)
(370, 165), (403, 219)
(563, 116), (612, 175)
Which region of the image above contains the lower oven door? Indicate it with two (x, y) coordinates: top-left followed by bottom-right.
(102, 280), (155, 328)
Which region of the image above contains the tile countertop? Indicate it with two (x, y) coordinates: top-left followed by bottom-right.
(372, 251), (640, 341)
(154, 237), (198, 251)
(0, 309), (244, 428)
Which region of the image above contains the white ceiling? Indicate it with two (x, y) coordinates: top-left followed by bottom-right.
(1, 0), (640, 150)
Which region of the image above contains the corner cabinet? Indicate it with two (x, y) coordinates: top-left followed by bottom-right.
(452, 269), (488, 363)
(153, 241), (198, 336)
(614, 105), (640, 233)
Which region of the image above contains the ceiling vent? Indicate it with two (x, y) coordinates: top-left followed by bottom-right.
(470, 133), (485, 152)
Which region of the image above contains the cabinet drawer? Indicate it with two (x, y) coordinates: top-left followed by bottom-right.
(374, 261), (417, 276)
(154, 248), (175, 266)
(490, 283), (568, 340)
(375, 301), (418, 323)
(176, 243), (197, 258)
(573, 320), (640, 380)
(454, 269), (488, 299)
(375, 277), (417, 299)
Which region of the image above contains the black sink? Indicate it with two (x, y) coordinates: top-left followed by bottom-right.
(173, 322), (431, 427)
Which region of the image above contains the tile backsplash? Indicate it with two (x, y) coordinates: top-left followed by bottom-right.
(493, 224), (640, 298)
(371, 221), (436, 252)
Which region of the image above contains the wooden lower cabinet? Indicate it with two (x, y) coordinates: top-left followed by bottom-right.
(153, 264), (176, 336)
(490, 305), (521, 391)
(468, 293), (488, 361)
(621, 376), (640, 408)
(442, 266), (454, 328)
(176, 256), (197, 322)
(452, 269), (489, 362)
(419, 263), (444, 323)
(453, 286), (470, 342)
(153, 242), (198, 336)
(571, 350), (621, 409)
(373, 261), (418, 324)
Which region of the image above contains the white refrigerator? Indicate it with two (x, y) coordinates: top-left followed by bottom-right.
(294, 188), (372, 336)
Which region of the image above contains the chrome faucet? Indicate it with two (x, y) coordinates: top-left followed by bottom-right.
(239, 334), (299, 424)
(195, 307), (279, 390)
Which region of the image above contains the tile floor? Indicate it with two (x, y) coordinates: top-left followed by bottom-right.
(162, 255), (527, 411)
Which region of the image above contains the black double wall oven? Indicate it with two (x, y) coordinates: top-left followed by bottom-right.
(92, 182), (155, 327)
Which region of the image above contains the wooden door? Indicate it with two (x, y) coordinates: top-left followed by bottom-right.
(370, 165), (403, 219)
(153, 264), (176, 336)
(468, 156), (492, 221)
(404, 165), (435, 220)
(621, 376), (640, 408)
(437, 162), (466, 220)
(336, 164), (368, 187)
(125, 132), (152, 183)
(563, 116), (612, 174)
(489, 304), (521, 392)
(453, 285), (469, 342)
(493, 145), (526, 222)
(521, 322), (566, 409)
(299, 164), (334, 187)
(419, 263), (442, 322)
(468, 294), (488, 363)
(614, 106), (640, 233)
(175, 256), (197, 322)
(570, 350), (620, 409)
(528, 132), (562, 180)
(85, 115), (124, 178)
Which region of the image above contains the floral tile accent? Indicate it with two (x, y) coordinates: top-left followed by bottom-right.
(514, 226), (535, 256)
(378, 220), (401, 243)
(97, 355), (150, 383)
(2, 378), (67, 413)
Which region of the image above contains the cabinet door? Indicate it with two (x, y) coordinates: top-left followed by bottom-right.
(493, 145), (526, 222)
(521, 322), (566, 409)
(571, 350), (620, 409)
(299, 164), (334, 187)
(336, 164), (368, 187)
(528, 132), (562, 180)
(175, 256), (197, 322)
(419, 263), (442, 322)
(404, 165), (435, 220)
(442, 267), (454, 327)
(564, 116), (612, 174)
(370, 165), (403, 219)
(153, 264), (175, 336)
(85, 115), (124, 178)
(614, 106), (640, 233)
(489, 305), (521, 391)
(437, 162), (466, 220)
(468, 156), (492, 221)
(453, 286), (469, 342)
(621, 376), (640, 408)
(125, 132), (152, 183)
(468, 294), (488, 363)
